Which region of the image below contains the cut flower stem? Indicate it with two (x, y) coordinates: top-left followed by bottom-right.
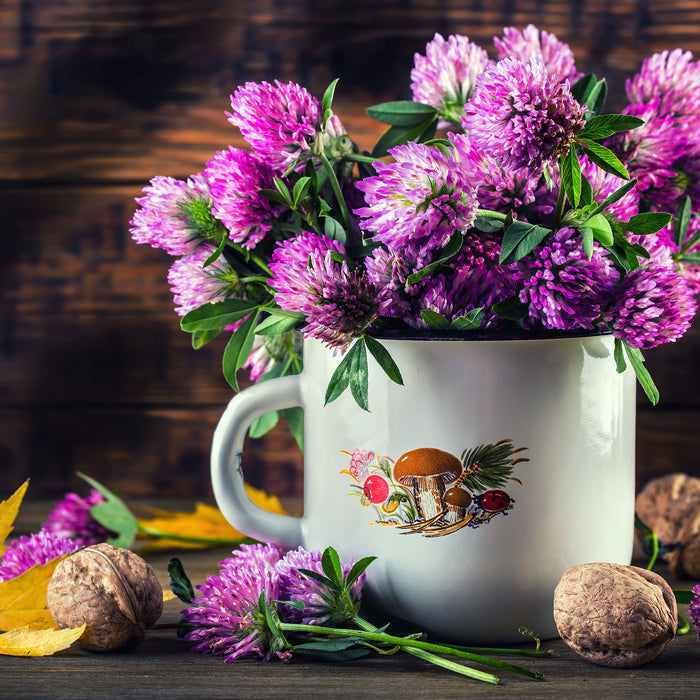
(279, 621), (546, 682)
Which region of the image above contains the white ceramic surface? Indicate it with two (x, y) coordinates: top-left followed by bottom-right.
(211, 334), (636, 643)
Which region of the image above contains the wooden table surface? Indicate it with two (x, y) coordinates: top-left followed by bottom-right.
(2, 503), (699, 699)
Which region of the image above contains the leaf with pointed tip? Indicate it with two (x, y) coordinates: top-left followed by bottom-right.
(579, 114), (644, 139)
(344, 556), (378, 589)
(79, 472), (138, 548)
(0, 623), (86, 656)
(366, 101), (438, 127)
(499, 222), (552, 264)
(580, 139), (629, 179)
(321, 546), (344, 587)
(624, 344), (659, 405)
(222, 311), (260, 392)
(364, 336), (403, 386)
(349, 341), (369, 412)
(0, 481), (29, 553)
(167, 558), (196, 604)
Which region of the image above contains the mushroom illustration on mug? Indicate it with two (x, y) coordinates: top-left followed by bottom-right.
(340, 439), (528, 537)
(392, 448), (462, 520)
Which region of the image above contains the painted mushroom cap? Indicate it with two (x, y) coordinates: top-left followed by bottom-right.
(393, 448), (462, 485)
(444, 486), (472, 508)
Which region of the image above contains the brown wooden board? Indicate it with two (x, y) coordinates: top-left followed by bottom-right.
(3, 1), (700, 500)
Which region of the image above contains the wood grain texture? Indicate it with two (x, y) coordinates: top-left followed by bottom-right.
(2, 0), (700, 499)
(3, 502), (700, 699)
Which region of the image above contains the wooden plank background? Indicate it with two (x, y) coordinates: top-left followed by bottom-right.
(2, 0), (700, 501)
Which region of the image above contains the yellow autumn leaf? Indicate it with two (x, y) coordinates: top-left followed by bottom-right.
(162, 590), (178, 602)
(0, 481), (29, 556)
(0, 623), (86, 656)
(136, 485), (288, 550)
(0, 556), (69, 632)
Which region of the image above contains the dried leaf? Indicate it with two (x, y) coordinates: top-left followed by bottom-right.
(0, 557), (69, 632)
(136, 485), (287, 549)
(162, 590), (178, 602)
(0, 623), (86, 656)
(0, 482), (29, 555)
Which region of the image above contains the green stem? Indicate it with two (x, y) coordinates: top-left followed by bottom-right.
(280, 622), (544, 681)
(352, 616), (498, 684)
(451, 644), (552, 658)
(137, 524), (254, 547)
(677, 612), (690, 636)
(318, 151), (353, 235)
(645, 531), (660, 570)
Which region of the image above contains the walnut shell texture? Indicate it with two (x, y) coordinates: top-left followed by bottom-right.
(635, 473), (700, 578)
(47, 543), (163, 652)
(553, 562), (677, 668)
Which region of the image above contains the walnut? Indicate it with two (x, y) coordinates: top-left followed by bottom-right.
(635, 473), (700, 578)
(47, 543), (163, 652)
(553, 562), (677, 668)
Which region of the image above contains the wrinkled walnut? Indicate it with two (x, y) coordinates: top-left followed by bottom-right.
(553, 562), (677, 668)
(635, 473), (700, 578)
(47, 543), (163, 652)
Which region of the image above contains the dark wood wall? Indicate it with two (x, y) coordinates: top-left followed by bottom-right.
(2, 0), (700, 501)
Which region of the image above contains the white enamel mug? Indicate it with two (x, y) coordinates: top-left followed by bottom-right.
(211, 332), (636, 643)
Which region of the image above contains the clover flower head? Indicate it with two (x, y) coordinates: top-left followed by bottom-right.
(276, 547), (365, 626)
(228, 80), (346, 172)
(495, 25), (581, 83)
(205, 147), (284, 250)
(462, 57), (586, 170)
(355, 141), (478, 253)
(517, 227), (618, 330)
(130, 174), (214, 256)
(269, 231), (389, 350)
(690, 585), (700, 641)
(0, 529), (79, 583)
(411, 33), (491, 126)
(42, 489), (113, 548)
(244, 331), (303, 382)
(182, 543), (288, 662)
(450, 133), (553, 219)
(626, 49), (700, 118)
(167, 244), (242, 319)
(603, 262), (698, 349)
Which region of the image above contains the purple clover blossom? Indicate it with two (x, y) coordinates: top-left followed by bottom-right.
(167, 244), (243, 319)
(228, 80), (347, 173)
(516, 227), (619, 331)
(130, 174), (214, 256)
(355, 141), (478, 253)
(244, 332), (303, 382)
(626, 49), (700, 120)
(42, 489), (114, 548)
(276, 548), (364, 626)
(410, 33), (491, 126)
(494, 24), (581, 84)
(269, 231), (389, 350)
(205, 147), (284, 250)
(182, 543), (289, 663)
(462, 57), (586, 171)
(676, 217), (700, 295)
(412, 236), (515, 330)
(608, 101), (700, 213)
(0, 529), (79, 583)
(450, 133), (553, 220)
(603, 262), (698, 349)
(690, 585), (700, 641)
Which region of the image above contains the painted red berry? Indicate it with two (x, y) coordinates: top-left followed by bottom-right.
(478, 489), (511, 512)
(362, 475), (390, 504)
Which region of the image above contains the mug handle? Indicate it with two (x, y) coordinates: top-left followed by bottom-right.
(210, 374), (304, 549)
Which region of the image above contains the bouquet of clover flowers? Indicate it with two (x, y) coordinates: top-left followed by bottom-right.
(130, 24), (700, 432)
